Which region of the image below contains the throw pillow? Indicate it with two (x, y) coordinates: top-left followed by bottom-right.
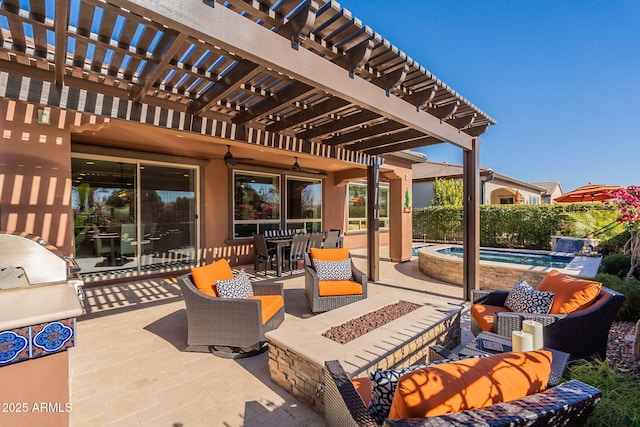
(190, 258), (234, 296)
(536, 270), (602, 314)
(313, 258), (353, 281)
(388, 350), (552, 419)
(216, 269), (254, 298)
(368, 355), (489, 423)
(504, 279), (554, 314)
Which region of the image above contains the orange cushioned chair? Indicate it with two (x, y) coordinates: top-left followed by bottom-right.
(304, 247), (367, 313)
(177, 258), (285, 358)
(323, 353), (602, 427)
(470, 270), (625, 360)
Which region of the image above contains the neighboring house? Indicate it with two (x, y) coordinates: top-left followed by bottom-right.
(413, 161), (546, 207)
(532, 182), (563, 204)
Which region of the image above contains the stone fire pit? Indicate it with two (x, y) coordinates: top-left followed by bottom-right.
(265, 291), (461, 413)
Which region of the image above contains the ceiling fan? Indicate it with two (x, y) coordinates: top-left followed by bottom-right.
(291, 156), (321, 174)
(222, 145), (254, 166)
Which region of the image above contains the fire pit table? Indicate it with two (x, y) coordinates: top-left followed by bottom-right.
(265, 291), (461, 413)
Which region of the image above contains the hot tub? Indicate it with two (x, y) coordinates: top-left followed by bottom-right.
(418, 244), (602, 291)
(551, 235), (600, 253)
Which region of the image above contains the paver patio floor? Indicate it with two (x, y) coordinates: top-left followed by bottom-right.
(69, 247), (471, 426)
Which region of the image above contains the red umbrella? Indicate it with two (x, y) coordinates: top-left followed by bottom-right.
(554, 184), (622, 203)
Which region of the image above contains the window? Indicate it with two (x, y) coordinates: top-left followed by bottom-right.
(529, 197), (540, 204)
(233, 171), (280, 238)
(286, 176), (322, 233)
(500, 197), (514, 204)
(347, 182), (389, 231)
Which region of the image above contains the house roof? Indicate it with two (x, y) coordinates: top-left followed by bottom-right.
(412, 161), (493, 180)
(413, 161), (545, 193)
(0, 0), (494, 165)
(532, 181), (563, 196)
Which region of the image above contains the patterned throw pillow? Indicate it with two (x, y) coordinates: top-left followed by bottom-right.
(368, 355), (488, 423)
(313, 258), (353, 281)
(504, 279), (554, 314)
(216, 269), (254, 298)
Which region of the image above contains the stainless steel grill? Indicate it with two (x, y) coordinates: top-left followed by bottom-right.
(0, 231), (84, 302)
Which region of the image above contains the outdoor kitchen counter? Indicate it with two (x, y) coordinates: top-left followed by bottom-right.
(0, 282), (83, 331)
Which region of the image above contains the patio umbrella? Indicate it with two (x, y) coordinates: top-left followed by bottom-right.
(554, 184), (622, 203)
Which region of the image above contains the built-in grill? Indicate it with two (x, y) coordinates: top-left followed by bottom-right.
(0, 231), (84, 367)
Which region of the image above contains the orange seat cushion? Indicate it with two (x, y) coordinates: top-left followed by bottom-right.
(536, 270), (602, 314)
(470, 304), (511, 332)
(190, 259), (234, 297)
(351, 376), (372, 407)
(318, 280), (363, 296)
(311, 247), (350, 261)
(388, 350), (552, 419)
(248, 295), (285, 325)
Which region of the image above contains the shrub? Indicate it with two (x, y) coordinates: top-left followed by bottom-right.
(602, 230), (631, 255)
(601, 253), (632, 278)
(566, 358), (640, 426)
(414, 203), (626, 251)
(594, 273), (640, 322)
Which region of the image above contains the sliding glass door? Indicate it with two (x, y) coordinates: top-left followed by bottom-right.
(139, 164), (197, 270)
(72, 156), (198, 278)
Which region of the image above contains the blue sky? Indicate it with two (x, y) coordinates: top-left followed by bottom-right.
(342, 0), (639, 192)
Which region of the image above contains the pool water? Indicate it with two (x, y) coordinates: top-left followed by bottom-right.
(436, 247), (573, 268)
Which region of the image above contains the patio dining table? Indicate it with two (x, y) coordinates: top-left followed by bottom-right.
(265, 237), (291, 277)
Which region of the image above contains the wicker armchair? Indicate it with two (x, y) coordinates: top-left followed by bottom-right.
(304, 251), (367, 313)
(177, 273), (284, 358)
(323, 359), (602, 427)
(471, 286), (625, 360)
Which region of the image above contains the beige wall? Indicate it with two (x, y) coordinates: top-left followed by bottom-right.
(0, 99), (416, 275)
(485, 181), (542, 205)
(0, 99), (74, 255)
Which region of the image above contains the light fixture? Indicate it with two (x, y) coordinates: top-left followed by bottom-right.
(37, 108), (51, 125)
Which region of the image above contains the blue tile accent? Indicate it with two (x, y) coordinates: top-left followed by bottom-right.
(0, 318), (76, 366)
(32, 321), (74, 355)
(0, 329), (29, 365)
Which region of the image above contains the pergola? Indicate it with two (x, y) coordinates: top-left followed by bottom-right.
(0, 0), (495, 298)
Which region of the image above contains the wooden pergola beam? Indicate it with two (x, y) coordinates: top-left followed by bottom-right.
(110, 0), (474, 150)
(54, 0), (70, 86)
(132, 31), (188, 103)
(296, 110), (380, 140)
(322, 120), (406, 146)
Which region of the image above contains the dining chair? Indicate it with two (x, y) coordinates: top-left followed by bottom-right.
(286, 233), (309, 274)
(323, 230), (340, 248)
(253, 233), (277, 276)
(307, 232), (324, 251)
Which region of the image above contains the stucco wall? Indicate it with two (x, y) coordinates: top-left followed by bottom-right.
(0, 99), (74, 255)
(0, 98), (415, 275)
(485, 181), (541, 204)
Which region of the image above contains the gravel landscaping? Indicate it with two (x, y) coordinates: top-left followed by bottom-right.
(607, 321), (640, 378)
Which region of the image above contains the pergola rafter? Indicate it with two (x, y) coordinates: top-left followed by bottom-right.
(0, 0), (494, 155)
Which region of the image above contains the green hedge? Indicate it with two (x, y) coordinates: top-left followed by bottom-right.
(594, 273), (640, 322)
(413, 203), (621, 250)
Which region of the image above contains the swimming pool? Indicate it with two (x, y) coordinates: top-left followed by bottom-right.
(437, 247), (573, 269)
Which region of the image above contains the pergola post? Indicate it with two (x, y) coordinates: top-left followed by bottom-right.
(367, 157), (380, 282)
(463, 138), (481, 300)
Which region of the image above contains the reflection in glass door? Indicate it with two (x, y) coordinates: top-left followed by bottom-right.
(139, 164), (197, 270)
(72, 156), (197, 279)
